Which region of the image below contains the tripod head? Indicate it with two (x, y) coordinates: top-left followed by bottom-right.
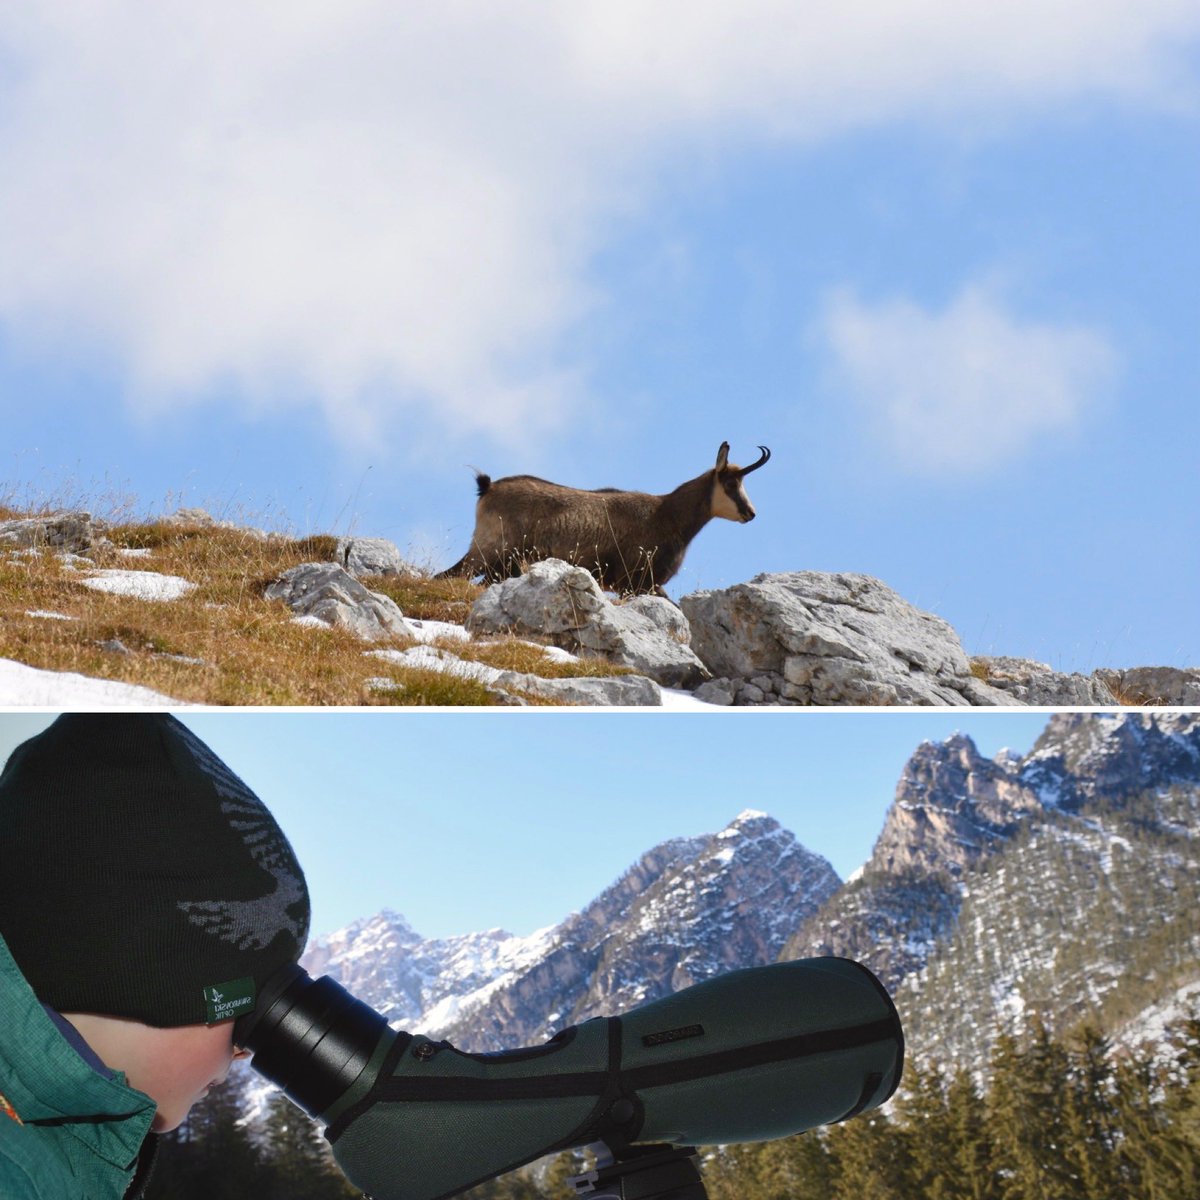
(568, 1144), (707, 1200)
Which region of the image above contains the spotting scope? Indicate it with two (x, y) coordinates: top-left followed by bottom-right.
(236, 956), (903, 1200)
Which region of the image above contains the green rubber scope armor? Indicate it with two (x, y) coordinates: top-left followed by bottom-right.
(237, 957), (903, 1200)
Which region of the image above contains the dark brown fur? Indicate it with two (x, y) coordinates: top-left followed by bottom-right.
(438, 443), (769, 596)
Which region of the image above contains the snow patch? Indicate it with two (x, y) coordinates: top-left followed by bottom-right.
(0, 657), (184, 706)
(1114, 980), (1200, 1055)
(81, 569), (196, 601)
(402, 618), (472, 644)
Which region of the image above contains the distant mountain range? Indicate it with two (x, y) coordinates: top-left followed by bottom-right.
(301, 713), (1200, 1074)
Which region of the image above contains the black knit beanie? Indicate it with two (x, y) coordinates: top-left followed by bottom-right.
(0, 714), (310, 1027)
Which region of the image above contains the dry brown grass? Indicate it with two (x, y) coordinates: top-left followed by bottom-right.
(1092, 672), (1158, 708)
(367, 572), (484, 625)
(0, 511), (622, 706)
(968, 658), (993, 684)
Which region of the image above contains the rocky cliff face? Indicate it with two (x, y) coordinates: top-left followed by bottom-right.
(785, 712), (1200, 1069)
(869, 732), (1044, 878)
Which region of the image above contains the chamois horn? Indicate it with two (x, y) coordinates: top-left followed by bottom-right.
(736, 446), (771, 476)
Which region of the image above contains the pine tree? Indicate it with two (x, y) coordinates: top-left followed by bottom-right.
(259, 1091), (359, 1200)
(1060, 1025), (1121, 1200)
(1112, 1049), (1189, 1200)
(708, 1132), (833, 1199)
(944, 1067), (996, 1200)
(699, 1143), (759, 1200)
(825, 1110), (910, 1200)
(987, 1017), (1077, 1200)
(1164, 1015), (1200, 1194)
(898, 1062), (954, 1199)
(777, 1128), (835, 1195)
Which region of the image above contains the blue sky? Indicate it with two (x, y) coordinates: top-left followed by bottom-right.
(2, 5), (1198, 673)
(0, 711), (1051, 940)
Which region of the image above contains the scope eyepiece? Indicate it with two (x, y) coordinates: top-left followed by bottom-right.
(236, 963), (391, 1119)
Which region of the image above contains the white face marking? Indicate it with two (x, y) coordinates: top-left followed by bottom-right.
(711, 475), (754, 523)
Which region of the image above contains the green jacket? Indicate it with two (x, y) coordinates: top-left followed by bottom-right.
(0, 934), (157, 1199)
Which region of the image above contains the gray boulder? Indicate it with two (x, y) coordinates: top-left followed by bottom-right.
(1093, 666), (1200, 706)
(334, 537), (413, 578)
(692, 678), (737, 706)
(265, 562), (412, 642)
(161, 507), (226, 527)
(160, 507), (272, 539)
(467, 559), (709, 689)
(972, 656), (1117, 705)
(495, 671), (662, 706)
(680, 571), (1015, 707)
(0, 511), (96, 553)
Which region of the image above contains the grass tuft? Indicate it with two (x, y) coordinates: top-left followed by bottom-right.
(969, 658), (992, 683)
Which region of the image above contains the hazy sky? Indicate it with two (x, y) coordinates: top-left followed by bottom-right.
(2, 4), (1198, 672)
(0, 710), (1052, 941)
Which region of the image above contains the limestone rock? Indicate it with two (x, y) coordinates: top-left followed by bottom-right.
(1093, 666), (1200, 706)
(265, 562), (412, 642)
(972, 655), (1116, 705)
(161, 507), (224, 527)
(871, 732), (1045, 878)
(681, 571), (1015, 707)
(160, 508), (272, 539)
(467, 559), (709, 689)
(693, 678), (737, 706)
(334, 537), (413, 578)
(0, 511), (96, 553)
(493, 671), (661, 706)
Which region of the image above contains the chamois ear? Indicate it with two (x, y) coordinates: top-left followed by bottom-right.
(714, 441), (731, 472)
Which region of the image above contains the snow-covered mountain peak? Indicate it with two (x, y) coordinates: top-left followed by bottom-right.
(1021, 711), (1200, 812)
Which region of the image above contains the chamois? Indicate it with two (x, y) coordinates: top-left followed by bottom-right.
(437, 442), (770, 596)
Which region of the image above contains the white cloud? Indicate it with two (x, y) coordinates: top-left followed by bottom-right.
(0, 2), (1191, 445)
(817, 285), (1119, 472)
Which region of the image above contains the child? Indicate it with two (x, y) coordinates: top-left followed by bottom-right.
(0, 715), (311, 1199)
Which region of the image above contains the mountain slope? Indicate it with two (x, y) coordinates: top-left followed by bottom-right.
(784, 712), (1200, 1069)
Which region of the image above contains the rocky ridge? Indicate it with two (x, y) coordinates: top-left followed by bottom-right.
(784, 711), (1200, 1068)
(4, 510), (1198, 706)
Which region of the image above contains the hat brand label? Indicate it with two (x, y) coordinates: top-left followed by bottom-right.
(203, 976), (257, 1024)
